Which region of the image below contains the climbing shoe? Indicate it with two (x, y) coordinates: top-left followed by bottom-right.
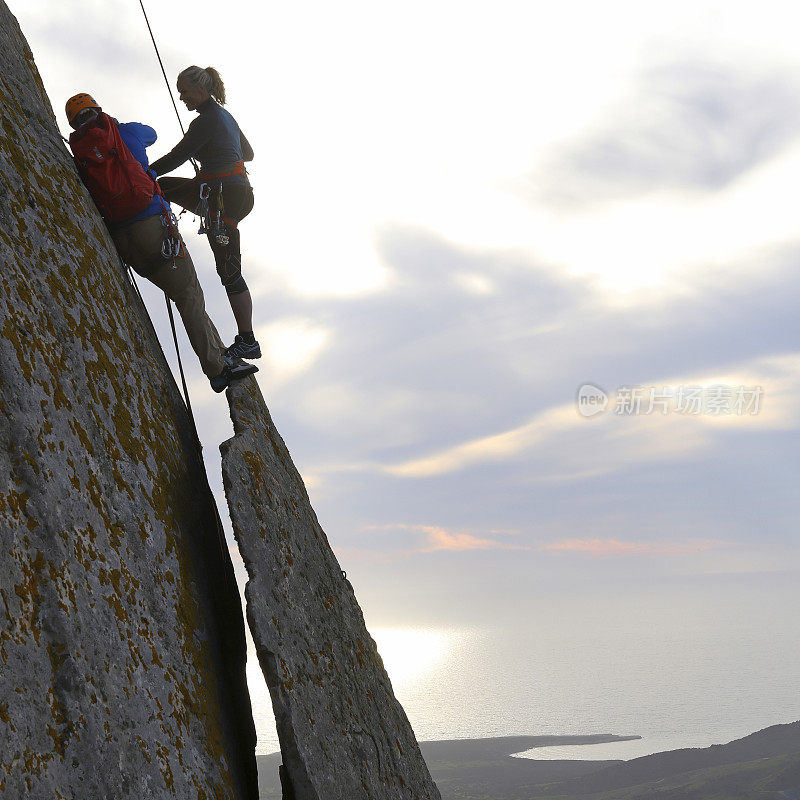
(225, 333), (262, 360)
(210, 359), (259, 393)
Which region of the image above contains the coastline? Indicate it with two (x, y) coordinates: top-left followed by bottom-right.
(255, 722), (800, 800)
(255, 734), (640, 799)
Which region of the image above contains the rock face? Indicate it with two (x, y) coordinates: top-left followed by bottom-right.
(221, 379), (442, 800)
(2, 3), (440, 797)
(0, 4), (257, 798)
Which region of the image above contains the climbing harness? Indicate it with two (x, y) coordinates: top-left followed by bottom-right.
(199, 160), (248, 181)
(195, 163), (248, 245)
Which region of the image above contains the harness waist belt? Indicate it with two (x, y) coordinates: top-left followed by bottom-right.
(198, 160), (247, 180)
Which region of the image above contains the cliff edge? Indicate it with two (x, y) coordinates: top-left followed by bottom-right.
(0, 3), (257, 797)
(222, 379), (441, 800)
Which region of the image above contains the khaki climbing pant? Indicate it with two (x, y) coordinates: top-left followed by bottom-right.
(110, 213), (227, 379)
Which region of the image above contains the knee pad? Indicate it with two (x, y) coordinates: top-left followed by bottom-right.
(225, 275), (249, 295)
(217, 252), (248, 295)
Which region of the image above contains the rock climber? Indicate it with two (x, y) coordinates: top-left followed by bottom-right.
(148, 66), (260, 363)
(65, 93), (258, 393)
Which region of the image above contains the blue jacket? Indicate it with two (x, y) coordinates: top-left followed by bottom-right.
(117, 121), (171, 223)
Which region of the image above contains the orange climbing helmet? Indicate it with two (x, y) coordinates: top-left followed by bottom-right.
(65, 93), (100, 124)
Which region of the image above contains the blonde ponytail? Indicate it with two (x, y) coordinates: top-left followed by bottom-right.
(204, 66), (226, 105)
(177, 65), (227, 105)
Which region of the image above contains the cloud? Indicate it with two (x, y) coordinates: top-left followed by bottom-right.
(380, 401), (710, 480)
(353, 524), (531, 558)
(376, 351), (800, 481)
(532, 58), (800, 208)
(255, 317), (330, 387)
(541, 538), (730, 557)
(383, 406), (576, 478)
(413, 525), (529, 553)
(252, 224), (800, 518)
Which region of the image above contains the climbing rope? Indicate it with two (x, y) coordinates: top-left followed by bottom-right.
(136, 0), (200, 425)
(123, 263), (195, 434)
(134, 0), (200, 434)
(137, 0), (199, 174)
(134, 0), (238, 581)
(137, 0), (185, 136)
(54, 4), (239, 584)
(125, 238), (236, 596)
(154, 196), (198, 438)
(124, 256), (233, 591)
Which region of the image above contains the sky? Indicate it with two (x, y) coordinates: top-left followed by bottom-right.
(9, 0), (800, 746)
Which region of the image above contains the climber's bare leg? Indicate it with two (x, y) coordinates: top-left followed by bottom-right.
(229, 290), (253, 334)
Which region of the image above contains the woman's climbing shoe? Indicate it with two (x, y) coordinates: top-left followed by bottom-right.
(224, 333), (262, 360)
(210, 359), (259, 393)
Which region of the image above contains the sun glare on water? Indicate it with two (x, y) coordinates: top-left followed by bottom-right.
(370, 628), (452, 689)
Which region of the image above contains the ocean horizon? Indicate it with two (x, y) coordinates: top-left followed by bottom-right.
(245, 573), (800, 759)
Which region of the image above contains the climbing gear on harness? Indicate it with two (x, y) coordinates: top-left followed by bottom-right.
(68, 112), (162, 223)
(160, 213), (182, 260)
(211, 219), (229, 246)
(210, 183), (229, 246)
(157, 195), (183, 263)
(195, 181), (211, 233)
(209, 357), (259, 393)
(65, 93), (100, 124)
(224, 333), (262, 360)
(195, 180), (229, 245)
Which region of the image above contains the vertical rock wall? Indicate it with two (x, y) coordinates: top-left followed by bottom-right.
(0, 4), (257, 798)
(222, 379), (442, 800)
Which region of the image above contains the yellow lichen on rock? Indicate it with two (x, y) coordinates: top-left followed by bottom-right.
(0, 3), (257, 798)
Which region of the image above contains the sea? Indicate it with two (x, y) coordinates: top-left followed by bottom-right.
(244, 575), (800, 761)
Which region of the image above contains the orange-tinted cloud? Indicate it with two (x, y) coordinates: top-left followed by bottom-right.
(401, 524), (528, 553)
(418, 526), (504, 553)
(360, 523), (531, 555)
(541, 538), (729, 557)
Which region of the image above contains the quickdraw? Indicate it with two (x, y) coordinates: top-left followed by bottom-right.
(195, 180), (229, 246)
(195, 181), (211, 234)
(157, 195), (183, 265)
(210, 183), (229, 246)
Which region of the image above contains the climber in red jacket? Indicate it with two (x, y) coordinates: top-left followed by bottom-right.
(65, 92), (257, 393)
